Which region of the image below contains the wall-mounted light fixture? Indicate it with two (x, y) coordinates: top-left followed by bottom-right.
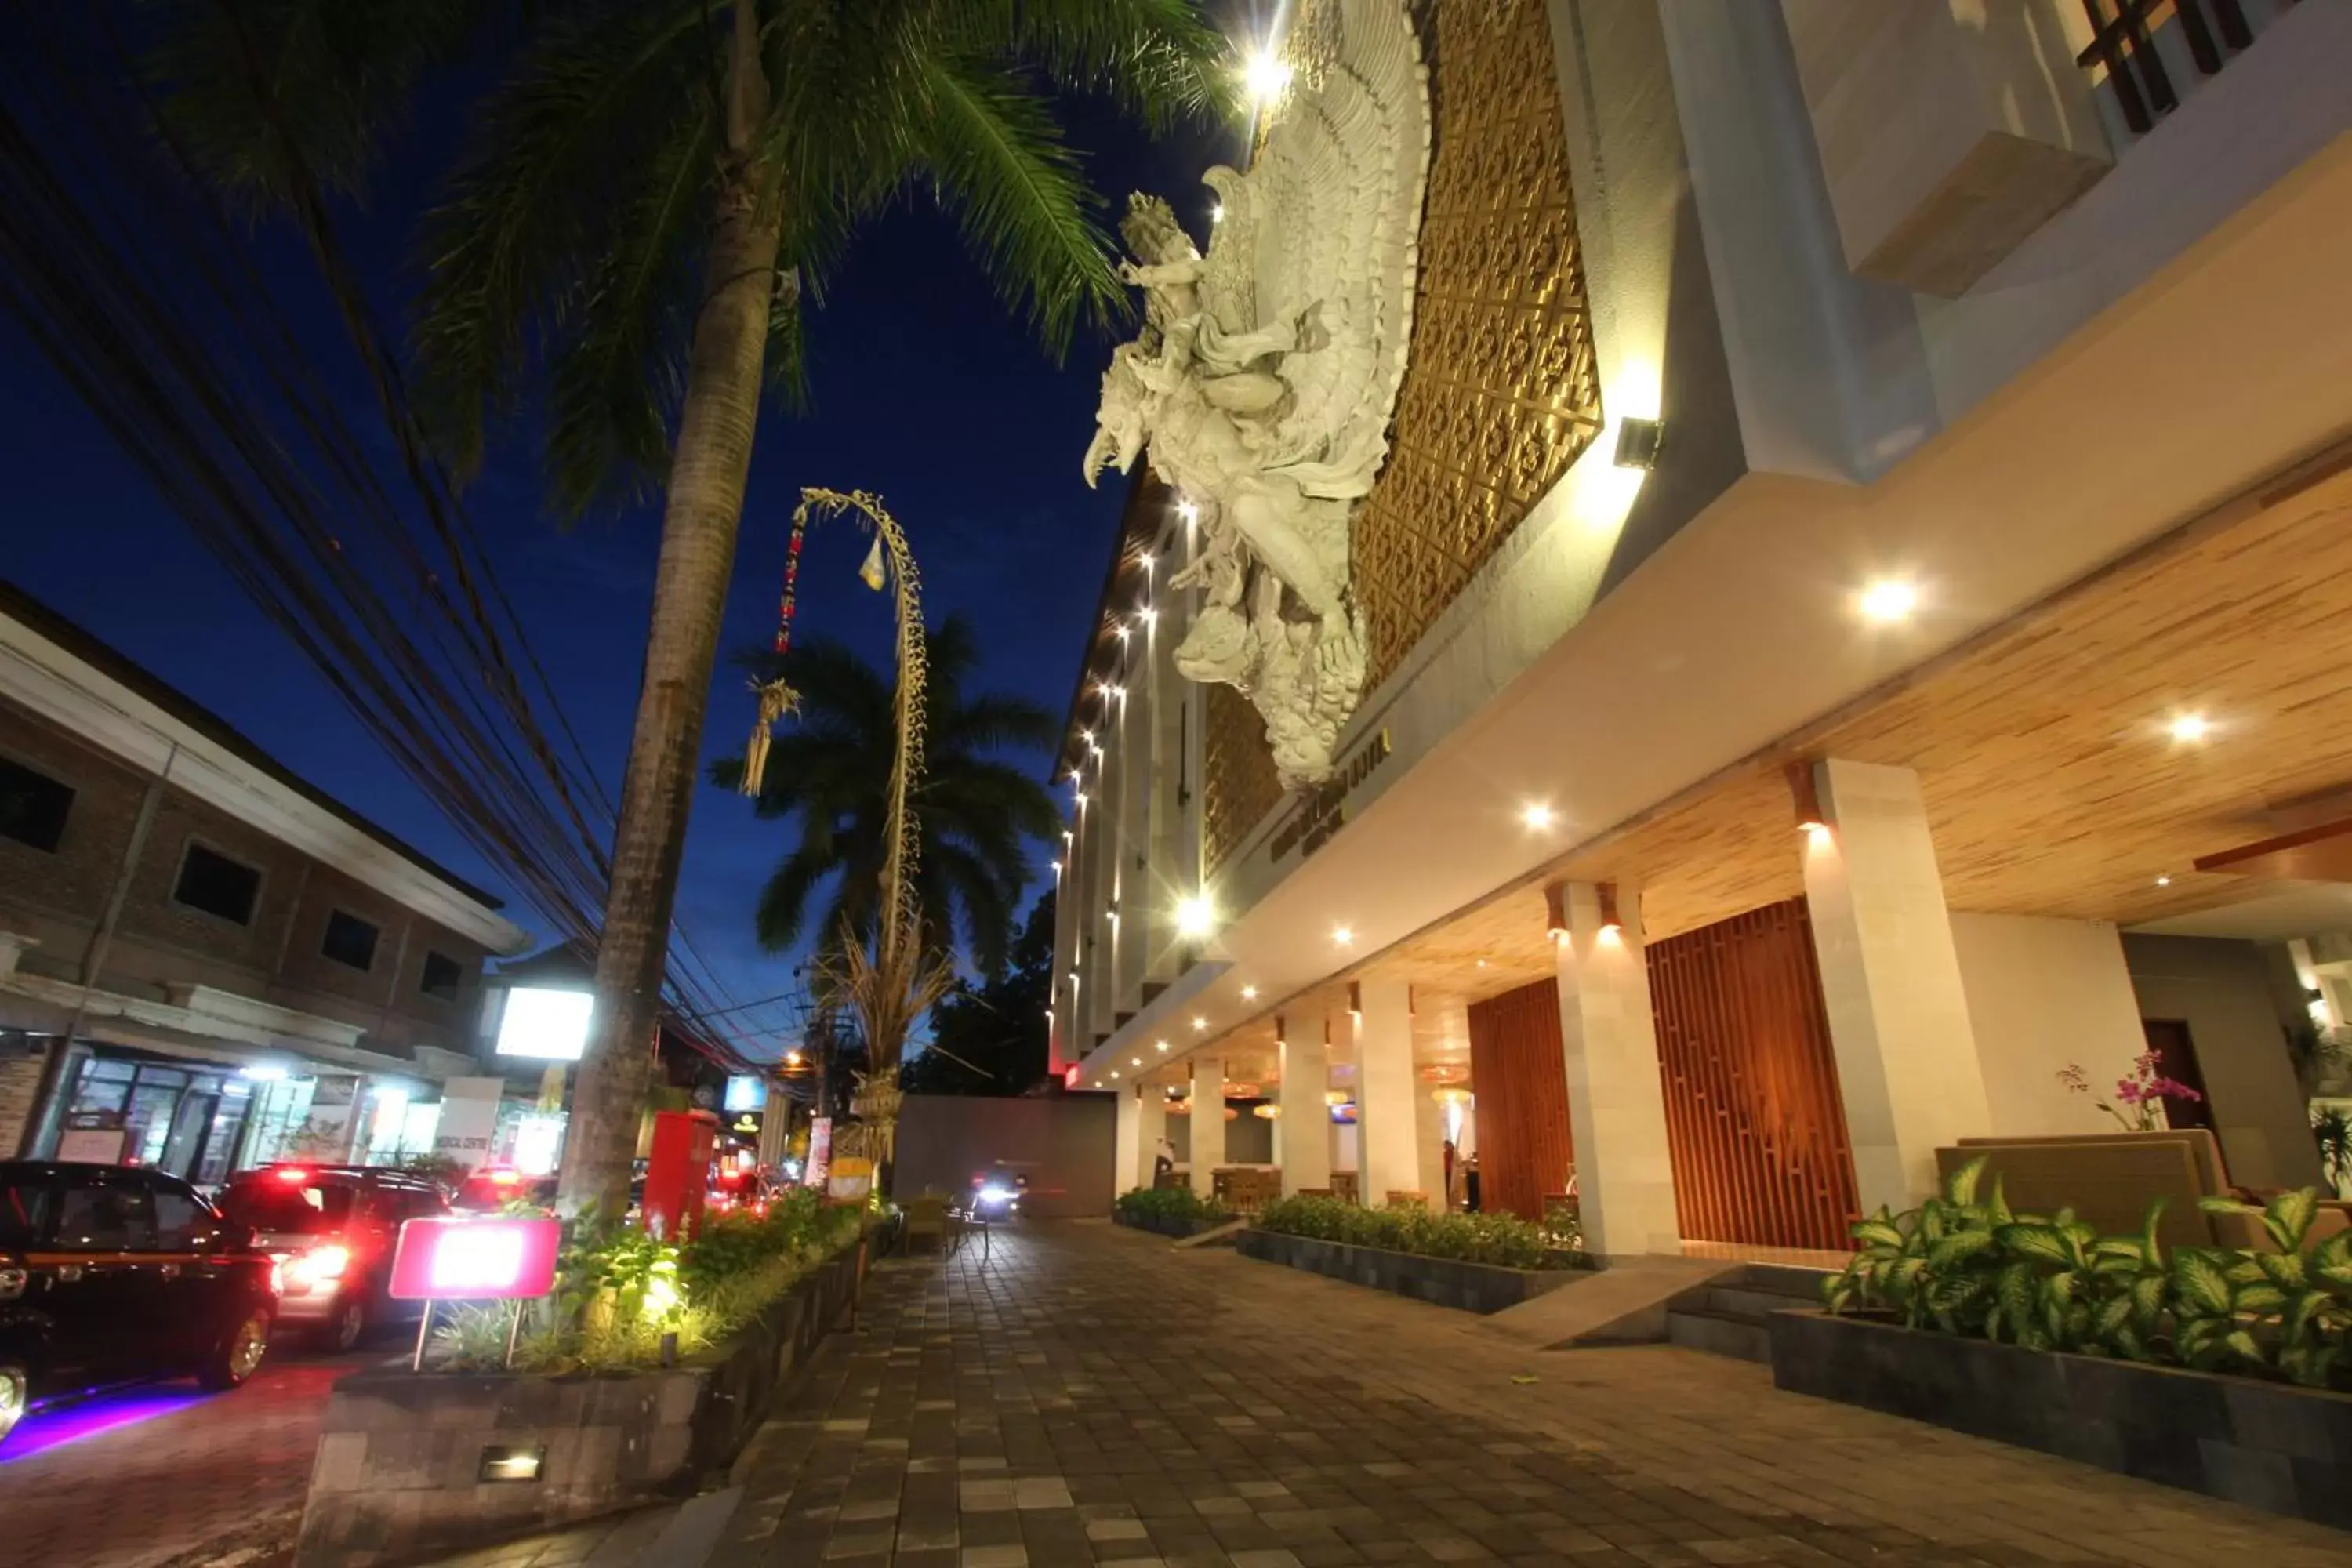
(1613, 416), (1664, 470)
(1544, 883), (1569, 943)
(1596, 883), (1623, 940)
(1786, 759), (1827, 837)
(1347, 981), (1363, 1020)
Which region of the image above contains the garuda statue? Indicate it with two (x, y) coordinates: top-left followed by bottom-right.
(1083, 0), (1429, 790)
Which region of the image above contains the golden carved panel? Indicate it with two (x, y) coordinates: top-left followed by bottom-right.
(1359, 0), (1602, 691)
(1203, 0), (1600, 873)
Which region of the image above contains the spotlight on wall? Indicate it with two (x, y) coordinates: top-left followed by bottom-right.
(1612, 416), (1664, 470)
(1597, 883), (1624, 942)
(1243, 51), (1292, 103)
(1174, 893), (1215, 939)
(1544, 884), (1568, 943)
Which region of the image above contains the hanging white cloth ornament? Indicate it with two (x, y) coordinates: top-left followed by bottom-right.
(858, 535), (887, 591)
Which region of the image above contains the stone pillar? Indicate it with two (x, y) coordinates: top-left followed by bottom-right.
(1189, 1053), (1225, 1200)
(1136, 1084), (1168, 1191)
(1803, 758), (1992, 1212)
(1554, 881), (1682, 1258)
(1113, 1084), (1140, 1203)
(1278, 1014), (1332, 1196)
(1353, 979), (1420, 1207)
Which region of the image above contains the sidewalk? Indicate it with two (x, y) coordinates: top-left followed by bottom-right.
(428, 1221), (2350, 1566)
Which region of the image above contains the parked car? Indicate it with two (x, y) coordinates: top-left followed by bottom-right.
(0, 1160), (278, 1448)
(216, 1164), (448, 1351)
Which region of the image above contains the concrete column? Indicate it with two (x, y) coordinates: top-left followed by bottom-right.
(1113, 1085), (1141, 1203)
(1189, 1052), (1225, 1200)
(1554, 880), (1682, 1258)
(1136, 1084), (1168, 1190)
(1354, 978), (1420, 1206)
(1802, 757), (1992, 1213)
(1278, 1013), (1332, 1196)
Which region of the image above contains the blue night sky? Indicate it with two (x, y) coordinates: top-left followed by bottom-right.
(0, 58), (1236, 1062)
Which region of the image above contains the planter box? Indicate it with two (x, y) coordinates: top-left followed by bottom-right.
(1236, 1228), (1584, 1314)
(296, 1251), (861, 1567)
(1114, 1208), (1232, 1239)
(1769, 1310), (2352, 1530)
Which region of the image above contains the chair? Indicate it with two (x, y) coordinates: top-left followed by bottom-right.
(1383, 1190), (1430, 1213)
(901, 1193), (955, 1256)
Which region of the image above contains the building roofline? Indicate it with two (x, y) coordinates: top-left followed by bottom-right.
(0, 577), (531, 954)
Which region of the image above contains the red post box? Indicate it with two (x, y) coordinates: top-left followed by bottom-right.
(642, 1109), (720, 1241)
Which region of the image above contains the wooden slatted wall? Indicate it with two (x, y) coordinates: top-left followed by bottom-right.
(1466, 978), (1576, 1222)
(1644, 898), (1860, 1251)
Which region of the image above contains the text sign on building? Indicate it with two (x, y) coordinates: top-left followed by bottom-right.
(494, 987), (594, 1061)
(1269, 728), (1392, 864)
(387, 1217), (561, 1301)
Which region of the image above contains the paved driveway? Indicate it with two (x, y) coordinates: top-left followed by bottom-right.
(0, 1340), (369, 1568)
(707, 1220), (2350, 1568)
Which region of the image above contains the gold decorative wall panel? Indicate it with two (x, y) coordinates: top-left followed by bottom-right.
(1203, 0), (1602, 873)
(1357, 0), (1602, 691)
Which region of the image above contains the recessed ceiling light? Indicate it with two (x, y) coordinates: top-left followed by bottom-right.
(1131, 1057), (1142, 1066)
(1110, 1070), (1120, 1080)
(1241, 985), (1258, 1000)
(1521, 803), (1555, 831)
(1475, 959), (1487, 968)
(1192, 1016), (1207, 1031)
(1858, 579), (1918, 623)
(1332, 926), (1354, 946)
(2169, 713), (2211, 743)
(2156, 875), (2172, 887)
(1154, 1040), (1169, 1051)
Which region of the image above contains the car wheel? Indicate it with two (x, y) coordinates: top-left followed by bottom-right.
(314, 1294), (368, 1353)
(0, 1365), (25, 1447)
(199, 1309), (271, 1391)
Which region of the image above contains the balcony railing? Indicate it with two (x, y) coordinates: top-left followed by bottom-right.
(2076, 1), (2299, 136)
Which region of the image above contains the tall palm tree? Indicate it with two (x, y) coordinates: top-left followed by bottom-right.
(150, 0), (1229, 1213)
(715, 615), (1061, 978)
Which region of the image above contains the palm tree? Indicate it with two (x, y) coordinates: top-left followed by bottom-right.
(714, 615), (1062, 978)
(150, 0), (1229, 1213)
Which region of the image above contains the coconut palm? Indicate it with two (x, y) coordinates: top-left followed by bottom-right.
(714, 614), (1061, 978)
(149, 0), (1228, 1212)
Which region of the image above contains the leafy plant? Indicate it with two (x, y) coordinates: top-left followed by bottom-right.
(2312, 1107), (2352, 1197)
(2055, 1054), (2203, 1132)
(1825, 1156), (2352, 1389)
(1115, 1186), (1232, 1225)
(1254, 1196), (1588, 1272)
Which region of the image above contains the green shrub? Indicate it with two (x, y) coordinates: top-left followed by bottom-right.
(1254, 1195), (1581, 1271)
(434, 1191), (863, 1374)
(1825, 1156), (2352, 1389)
(1115, 1185), (1232, 1224)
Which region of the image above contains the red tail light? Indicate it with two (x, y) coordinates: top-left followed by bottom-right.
(274, 1167), (313, 1183)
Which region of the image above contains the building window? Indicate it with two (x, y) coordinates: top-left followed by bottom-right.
(0, 755), (74, 853)
(172, 841), (262, 925)
(419, 949), (464, 1002)
(321, 909), (380, 971)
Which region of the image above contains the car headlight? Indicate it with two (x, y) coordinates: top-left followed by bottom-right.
(978, 1185), (1011, 1203)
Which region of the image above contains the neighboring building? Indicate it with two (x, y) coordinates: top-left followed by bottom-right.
(1054, 0), (2352, 1248)
(0, 579), (532, 1178)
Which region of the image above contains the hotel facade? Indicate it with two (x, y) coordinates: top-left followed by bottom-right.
(1050, 0), (2352, 1256)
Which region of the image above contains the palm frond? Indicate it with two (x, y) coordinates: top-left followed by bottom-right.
(907, 50), (1126, 356)
(408, 1), (707, 481)
(939, 0), (1235, 132)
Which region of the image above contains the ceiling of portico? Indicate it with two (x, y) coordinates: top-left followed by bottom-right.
(1172, 439), (2352, 1062)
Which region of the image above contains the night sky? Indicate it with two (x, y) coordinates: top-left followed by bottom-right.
(0, 43), (1239, 1061)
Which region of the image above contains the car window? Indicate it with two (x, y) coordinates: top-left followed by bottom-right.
(153, 1182), (212, 1250)
(220, 1175), (356, 1234)
(54, 1172), (158, 1250)
(0, 1171), (52, 1247)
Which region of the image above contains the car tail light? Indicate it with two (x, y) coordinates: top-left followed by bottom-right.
(0, 1261), (25, 1302)
(285, 1243), (352, 1290)
(274, 1166), (313, 1184)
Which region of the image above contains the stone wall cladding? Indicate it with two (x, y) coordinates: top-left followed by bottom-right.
(1236, 1226), (1579, 1315)
(1769, 1308), (2352, 1530)
(295, 1254), (858, 1566)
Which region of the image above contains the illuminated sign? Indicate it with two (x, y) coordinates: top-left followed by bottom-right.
(724, 1075), (767, 1113)
(494, 987), (594, 1061)
(388, 1217), (562, 1301)
(1062, 1063), (1082, 1091)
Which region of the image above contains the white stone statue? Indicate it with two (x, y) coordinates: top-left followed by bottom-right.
(1082, 0), (1430, 789)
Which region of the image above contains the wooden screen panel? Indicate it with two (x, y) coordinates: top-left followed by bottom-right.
(1466, 978), (1575, 1222)
(1645, 898), (1860, 1251)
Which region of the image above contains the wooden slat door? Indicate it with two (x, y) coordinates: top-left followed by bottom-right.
(1645, 898), (1860, 1251)
(1466, 978), (1576, 1222)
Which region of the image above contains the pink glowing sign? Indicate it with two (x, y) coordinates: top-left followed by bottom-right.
(387, 1217), (561, 1301)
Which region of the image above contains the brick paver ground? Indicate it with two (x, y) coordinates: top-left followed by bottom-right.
(709, 1220), (2351, 1568)
(0, 1343), (370, 1568)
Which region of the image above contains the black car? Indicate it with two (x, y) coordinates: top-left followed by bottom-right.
(0, 1160), (278, 1446)
(217, 1164), (448, 1351)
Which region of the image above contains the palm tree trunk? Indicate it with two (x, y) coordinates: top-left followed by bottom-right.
(559, 4), (777, 1217)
